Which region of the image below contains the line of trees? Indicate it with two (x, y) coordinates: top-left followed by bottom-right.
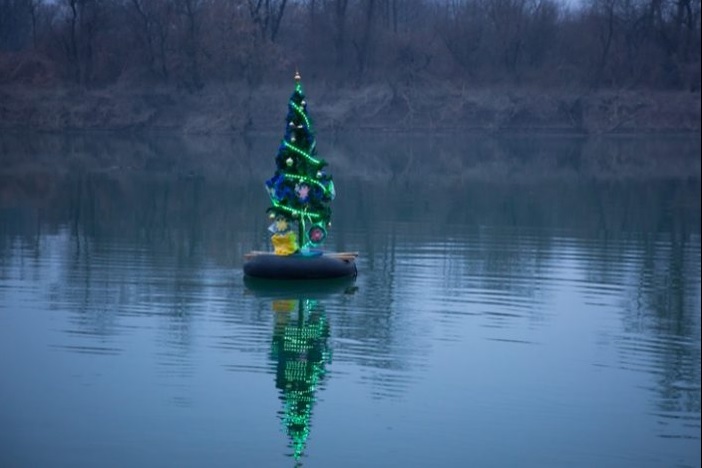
(0, 0), (699, 90)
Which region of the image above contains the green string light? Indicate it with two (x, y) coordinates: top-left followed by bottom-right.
(283, 173), (331, 195)
(272, 300), (330, 462)
(283, 141), (321, 166)
(269, 200), (323, 220)
(290, 102), (311, 130)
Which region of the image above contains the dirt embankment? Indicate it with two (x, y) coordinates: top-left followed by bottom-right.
(0, 83), (699, 134)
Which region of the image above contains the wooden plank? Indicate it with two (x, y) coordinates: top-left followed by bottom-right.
(244, 251), (358, 261)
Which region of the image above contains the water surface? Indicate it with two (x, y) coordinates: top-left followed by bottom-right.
(0, 132), (700, 467)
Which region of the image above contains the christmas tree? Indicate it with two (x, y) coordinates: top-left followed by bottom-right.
(265, 72), (335, 256)
(271, 299), (331, 461)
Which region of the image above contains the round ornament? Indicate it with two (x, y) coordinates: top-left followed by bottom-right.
(307, 225), (327, 245)
(286, 157), (294, 167)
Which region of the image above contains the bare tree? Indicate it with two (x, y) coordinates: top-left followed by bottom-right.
(247, 0), (289, 42)
(437, 0), (486, 79)
(332, 0), (350, 71)
(353, 0), (376, 81)
(28, 0), (41, 49)
(0, 0), (698, 90)
(175, 0), (204, 90)
(127, 0), (174, 81)
(0, 0), (32, 51)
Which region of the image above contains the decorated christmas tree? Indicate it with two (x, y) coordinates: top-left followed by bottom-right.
(265, 71), (335, 256)
(271, 299), (331, 461)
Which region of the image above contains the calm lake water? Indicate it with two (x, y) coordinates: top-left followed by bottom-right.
(0, 132), (700, 468)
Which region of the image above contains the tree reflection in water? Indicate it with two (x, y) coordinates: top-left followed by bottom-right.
(246, 276), (356, 462)
(270, 298), (331, 462)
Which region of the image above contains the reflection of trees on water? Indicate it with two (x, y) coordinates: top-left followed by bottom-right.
(554, 182), (700, 438)
(269, 298), (331, 462)
(1, 132), (699, 410)
(0, 132), (276, 182)
(2, 132), (699, 191)
(619, 231), (700, 435)
(1, 173), (269, 267)
(335, 179), (701, 241)
(0, 168), (234, 405)
(329, 214), (435, 398)
(325, 133), (700, 183)
(335, 174), (700, 410)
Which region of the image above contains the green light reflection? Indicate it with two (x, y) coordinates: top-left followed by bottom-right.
(270, 298), (331, 461)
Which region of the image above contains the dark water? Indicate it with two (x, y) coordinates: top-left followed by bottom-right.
(0, 132), (700, 468)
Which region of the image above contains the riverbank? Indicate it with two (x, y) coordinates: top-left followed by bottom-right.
(1, 83), (700, 135)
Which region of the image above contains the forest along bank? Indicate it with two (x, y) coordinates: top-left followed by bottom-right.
(0, 84), (700, 134)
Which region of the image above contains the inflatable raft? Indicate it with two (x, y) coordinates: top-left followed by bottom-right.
(243, 275), (358, 298)
(243, 251), (358, 280)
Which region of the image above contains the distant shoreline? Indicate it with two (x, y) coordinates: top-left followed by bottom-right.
(1, 83), (700, 135)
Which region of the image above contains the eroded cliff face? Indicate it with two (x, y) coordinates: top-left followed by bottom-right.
(1, 83), (700, 135)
